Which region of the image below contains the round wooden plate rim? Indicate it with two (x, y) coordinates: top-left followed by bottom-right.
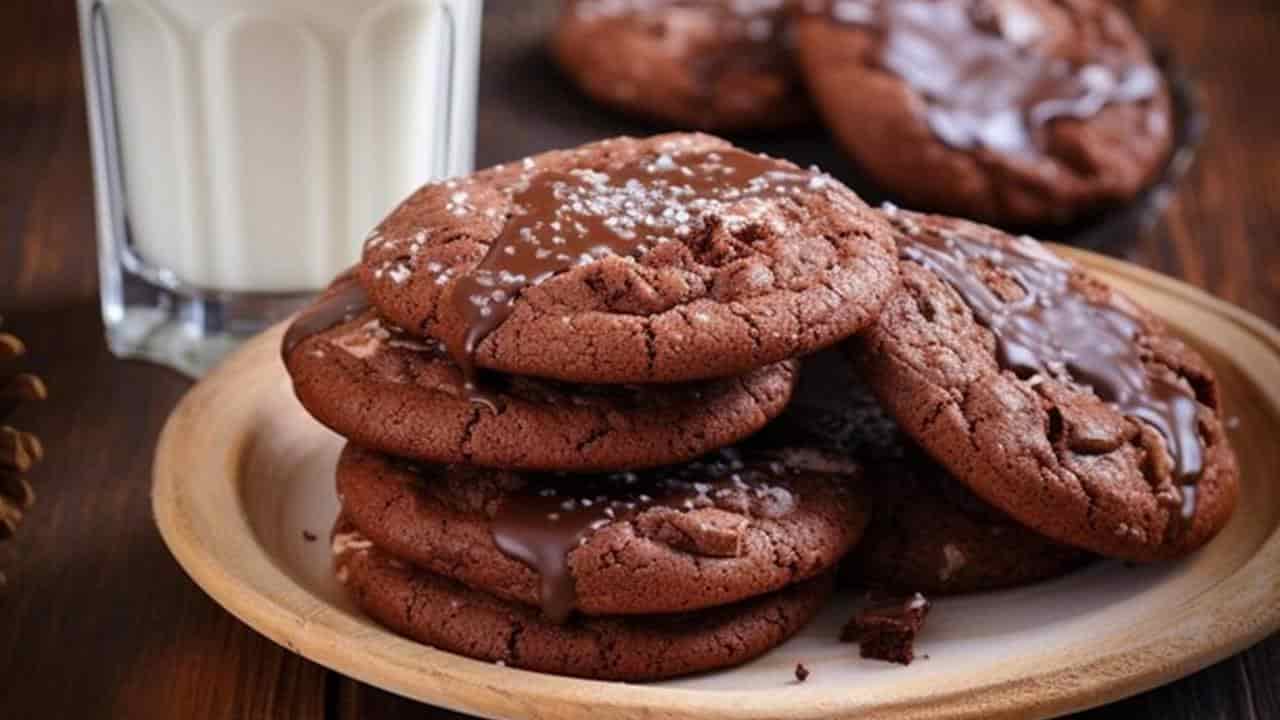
(152, 247), (1280, 720)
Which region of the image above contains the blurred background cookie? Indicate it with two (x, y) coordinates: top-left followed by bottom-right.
(793, 0), (1175, 227)
(552, 0), (811, 131)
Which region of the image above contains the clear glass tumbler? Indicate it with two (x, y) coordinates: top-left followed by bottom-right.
(77, 0), (483, 376)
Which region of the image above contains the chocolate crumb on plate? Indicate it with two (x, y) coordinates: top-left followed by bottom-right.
(794, 663), (810, 682)
(841, 592), (931, 665)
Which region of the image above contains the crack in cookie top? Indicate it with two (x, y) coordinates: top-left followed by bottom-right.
(448, 146), (826, 398)
(813, 0), (1162, 155)
(883, 205), (1203, 528)
(489, 447), (849, 623)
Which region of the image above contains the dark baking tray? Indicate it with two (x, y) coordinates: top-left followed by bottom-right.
(475, 3), (1204, 258)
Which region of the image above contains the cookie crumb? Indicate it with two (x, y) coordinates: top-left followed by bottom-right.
(302, 530), (317, 542)
(841, 592), (930, 665)
(794, 663), (810, 683)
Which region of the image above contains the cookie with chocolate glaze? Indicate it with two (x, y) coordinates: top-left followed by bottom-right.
(793, 0), (1174, 227)
(851, 208), (1238, 562)
(336, 443), (868, 620)
(332, 521), (833, 681)
(552, 0), (810, 132)
(360, 133), (898, 386)
(283, 277), (797, 472)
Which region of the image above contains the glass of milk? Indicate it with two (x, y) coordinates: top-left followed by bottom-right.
(77, 0), (482, 376)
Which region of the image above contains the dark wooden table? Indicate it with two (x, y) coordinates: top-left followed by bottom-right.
(2, 2), (1277, 718)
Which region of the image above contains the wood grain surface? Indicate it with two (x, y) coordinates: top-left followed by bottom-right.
(1, 1), (1276, 718)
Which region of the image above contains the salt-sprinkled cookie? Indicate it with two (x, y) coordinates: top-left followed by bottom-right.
(333, 519), (833, 681)
(359, 133), (898, 387)
(335, 442), (868, 620)
(792, 0), (1173, 226)
(282, 274), (797, 472)
(851, 208), (1238, 562)
(552, 0), (810, 131)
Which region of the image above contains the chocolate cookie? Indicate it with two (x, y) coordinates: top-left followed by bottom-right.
(283, 277), (797, 472)
(360, 133), (899, 386)
(852, 208), (1238, 562)
(847, 448), (1092, 595)
(793, 0), (1174, 227)
(753, 373), (1090, 595)
(333, 521), (833, 681)
(552, 0), (809, 132)
(336, 443), (869, 620)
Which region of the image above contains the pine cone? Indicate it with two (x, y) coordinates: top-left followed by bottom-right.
(1, 320), (47, 587)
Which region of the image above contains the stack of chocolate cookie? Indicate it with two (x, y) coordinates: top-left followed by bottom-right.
(284, 132), (1239, 679)
(283, 133), (902, 679)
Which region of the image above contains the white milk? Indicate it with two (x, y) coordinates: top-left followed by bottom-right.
(90, 0), (481, 293)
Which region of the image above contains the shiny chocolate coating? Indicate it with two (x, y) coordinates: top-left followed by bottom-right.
(448, 148), (820, 398)
(281, 270), (370, 358)
(490, 449), (799, 623)
(822, 0), (1160, 155)
(888, 209), (1203, 523)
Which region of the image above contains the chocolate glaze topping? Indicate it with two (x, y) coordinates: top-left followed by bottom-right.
(823, 0), (1161, 154)
(281, 270), (370, 357)
(886, 208), (1203, 522)
(448, 148), (818, 401)
(490, 448), (801, 623)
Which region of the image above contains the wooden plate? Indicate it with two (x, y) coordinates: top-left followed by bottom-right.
(153, 248), (1280, 720)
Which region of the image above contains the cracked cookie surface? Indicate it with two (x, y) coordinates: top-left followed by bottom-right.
(283, 292), (796, 472)
(359, 132), (898, 384)
(851, 209), (1237, 562)
(335, 442), (868, 617)
(332, 519), (833, 681)
(552, 0), (810, 132)
(793, 0), (1173, 227)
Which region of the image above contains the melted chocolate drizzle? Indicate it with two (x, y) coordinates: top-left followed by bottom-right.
(281, 271), (371, 357)
(890, 211), (1203, 522)
(825, 0), (1161, 154)
(448, 148), (817, 402)
(490, 449), (798, 623)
